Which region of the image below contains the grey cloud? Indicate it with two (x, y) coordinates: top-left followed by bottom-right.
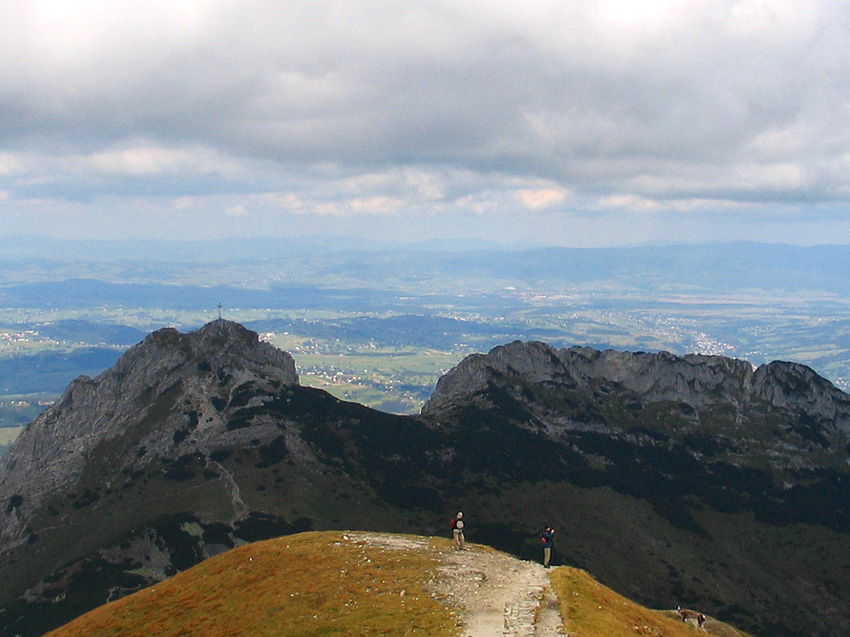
(0, 0), (849, 214)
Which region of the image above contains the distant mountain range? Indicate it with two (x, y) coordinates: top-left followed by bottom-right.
(4, 238), (850, 295)
(1, 321), (849, 635)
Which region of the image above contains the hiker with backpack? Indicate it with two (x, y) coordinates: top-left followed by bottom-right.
(541, 526), (555, 567)
(451, 512), (465, 550)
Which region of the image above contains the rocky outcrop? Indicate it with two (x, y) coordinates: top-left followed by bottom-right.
(422, 340), (850, 469)
(424, 341), (850, 417)
(0, 320), (297, 549)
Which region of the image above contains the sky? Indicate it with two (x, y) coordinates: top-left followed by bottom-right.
(1, 0), (850, 248)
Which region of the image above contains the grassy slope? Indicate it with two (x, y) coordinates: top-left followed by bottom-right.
(46, 532), (459, 637)
(46, 531), (748, 637)
(551, 567), (754, 637)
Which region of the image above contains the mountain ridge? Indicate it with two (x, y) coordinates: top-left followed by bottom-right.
(424, 340), (850, 471)
(0, 319), (298, 550)
(1, 320), (849, 636)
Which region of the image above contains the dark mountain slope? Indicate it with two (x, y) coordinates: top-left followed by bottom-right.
(0, 324), (849, 636)
(422, 342), (850, 635)
(0, 321), (450, 635)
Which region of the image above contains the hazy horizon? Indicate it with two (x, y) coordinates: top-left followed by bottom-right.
(4, 234), (850, 258)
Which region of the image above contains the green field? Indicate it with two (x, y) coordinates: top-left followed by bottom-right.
(268, 333), (470, 413)
(0, 427), (23, 444)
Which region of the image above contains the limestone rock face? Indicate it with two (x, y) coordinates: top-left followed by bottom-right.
(0, 320), (298, 549)
(424, 340), (850, 418)
(422, 340), (850, 468)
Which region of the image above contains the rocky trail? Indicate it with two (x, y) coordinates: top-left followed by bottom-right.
(349, 533), (564, 636)
(438, 545), (563, 637)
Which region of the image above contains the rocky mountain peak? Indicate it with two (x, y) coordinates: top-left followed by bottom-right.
(424, 340), (847, 413)
(107, 318), (297, 384)
(422, 341), (850, 464)
(0, 320), (298, 548)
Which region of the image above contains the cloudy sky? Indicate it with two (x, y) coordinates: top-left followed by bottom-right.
(2, 0), (849, 247)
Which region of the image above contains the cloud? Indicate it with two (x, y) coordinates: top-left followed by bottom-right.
(225, 204), (248, 218)
(0, 153), (22, 176)
(515, 187), (570, 210)
(349, 196), (404, 214)
(0, 1), (849, 244)
(597, 194), (664, 212)
(86, 144), (240, 178)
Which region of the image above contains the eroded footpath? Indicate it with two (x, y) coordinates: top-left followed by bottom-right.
(346, 532), (563, 636)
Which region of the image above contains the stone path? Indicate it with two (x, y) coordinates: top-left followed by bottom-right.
(436, 546), (565, 636)
(345, 532), (565, 636)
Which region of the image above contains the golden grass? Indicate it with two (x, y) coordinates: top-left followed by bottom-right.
(45, 531), (752, 637)
(46, 531), (459, 637)
(549, 566), (752, 637)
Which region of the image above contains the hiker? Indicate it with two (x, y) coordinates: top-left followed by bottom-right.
(541, 526), (555, 567)
(451, 512), (465, 550)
